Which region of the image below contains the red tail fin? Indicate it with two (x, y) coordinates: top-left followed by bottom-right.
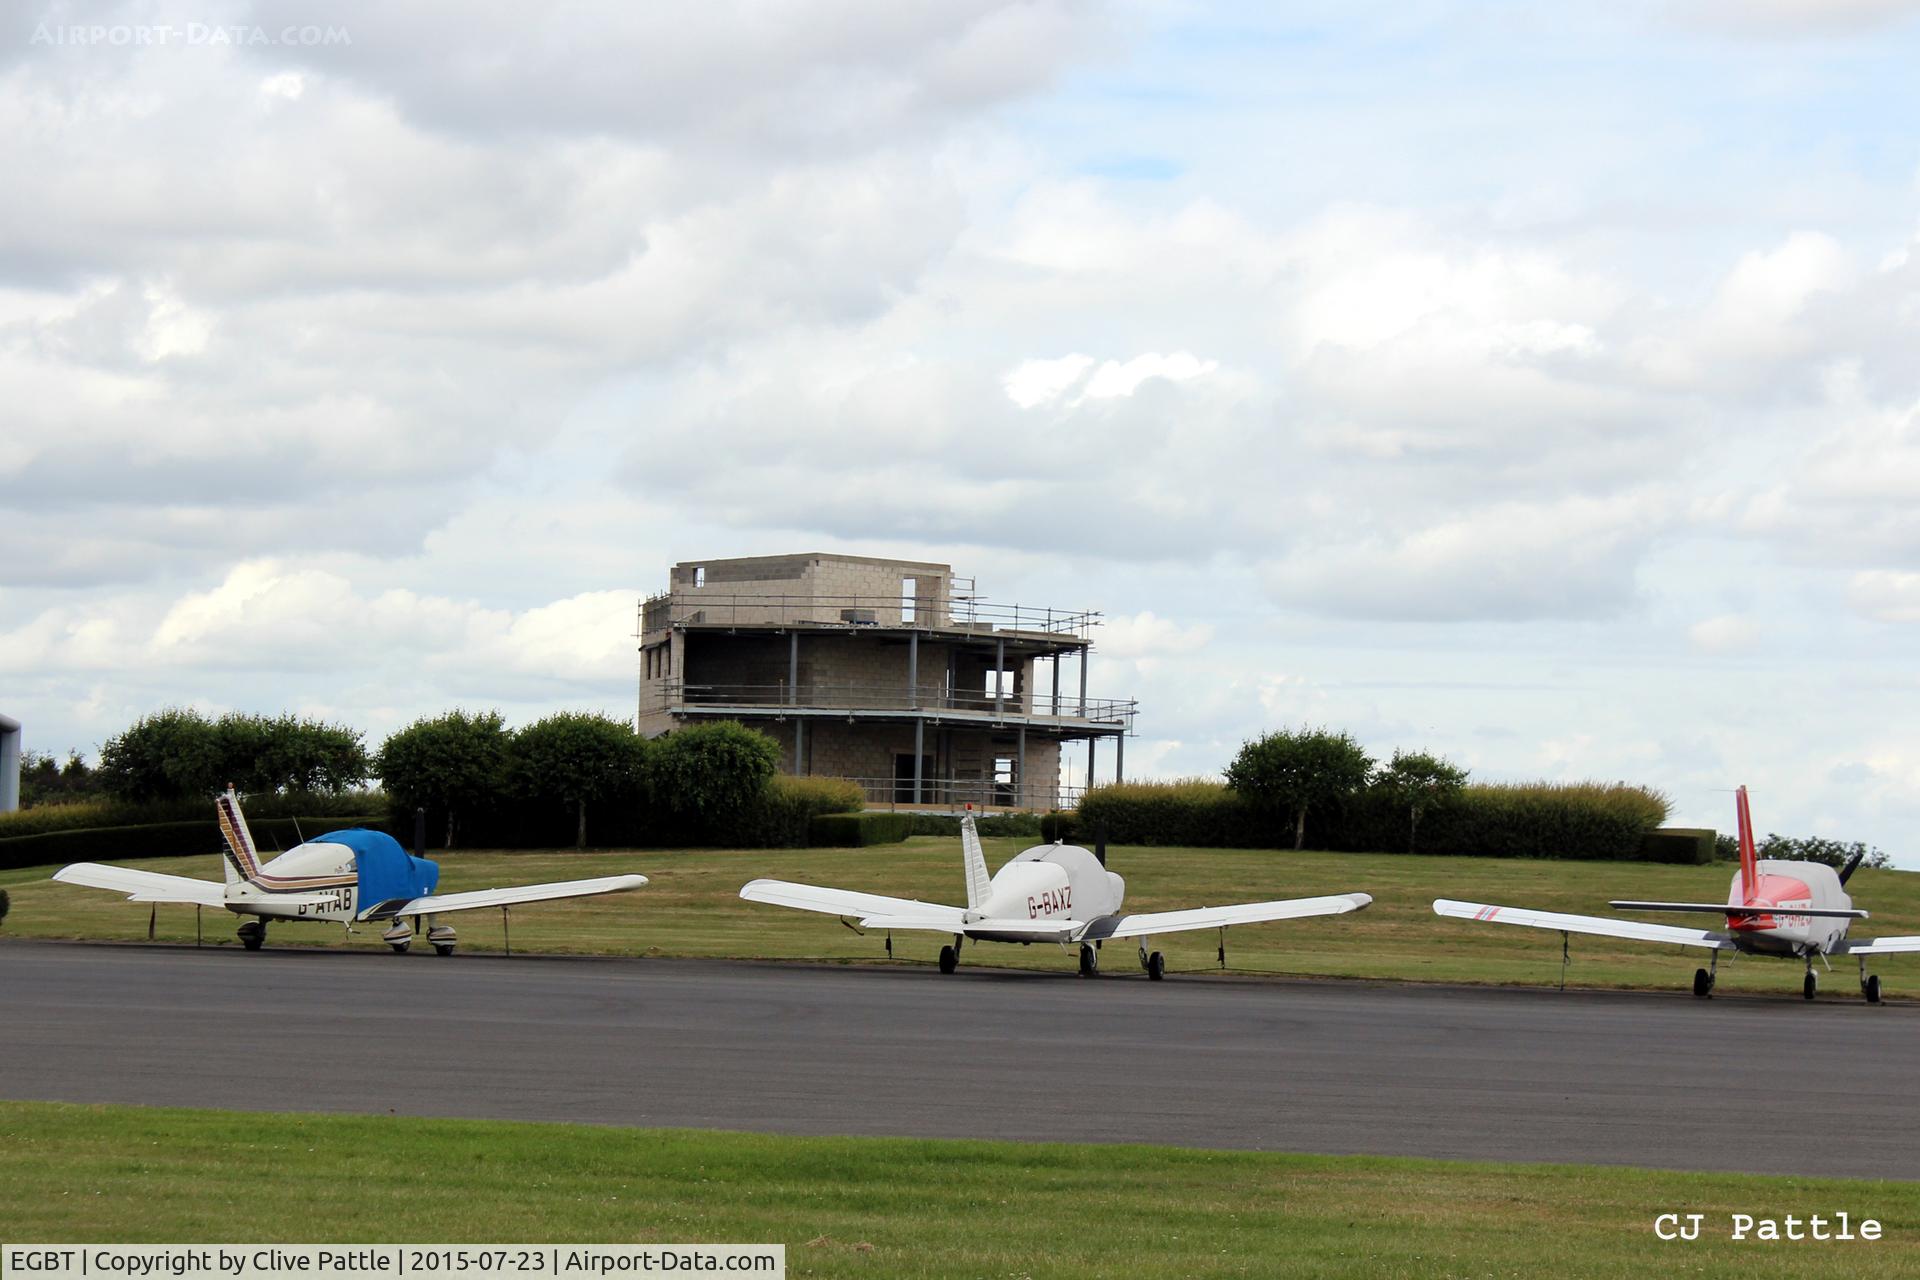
(1735, 785), (1759, 906)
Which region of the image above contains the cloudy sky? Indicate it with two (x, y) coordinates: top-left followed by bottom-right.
(6, 1), (1920, 858)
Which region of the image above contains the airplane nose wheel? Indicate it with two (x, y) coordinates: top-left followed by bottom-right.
(938, 945), (958, 975)
(1692, 967), (1713, 998)
(1078, 943), (1099, 977)
(1803, 968), (1818, 1001)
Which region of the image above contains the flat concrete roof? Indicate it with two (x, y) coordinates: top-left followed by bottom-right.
(674, 552), (952, 574)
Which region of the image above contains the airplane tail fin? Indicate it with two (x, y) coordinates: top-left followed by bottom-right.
(961, 807), (991, 911)
(1735, 785), (1760, 905)
(214, 785), (263, 889)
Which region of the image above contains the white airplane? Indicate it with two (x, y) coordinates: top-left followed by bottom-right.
(1435, 785), (1920, 1001)
(53, 786), (646, 955)
(740, 811), (1372, 978)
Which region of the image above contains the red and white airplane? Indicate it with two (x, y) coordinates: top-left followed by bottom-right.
(1436, 786), (1920, 1001)
(742, 810), (1370, 979)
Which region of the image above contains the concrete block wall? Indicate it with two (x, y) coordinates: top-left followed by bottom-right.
(666, 553), (951, 629)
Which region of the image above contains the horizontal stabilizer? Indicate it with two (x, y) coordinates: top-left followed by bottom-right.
(740, 878), (964, 927)
(1833, 935), (1920, 956)
(1435, 898), (1732, 950)
(395, 874), (647, 917)
(1086, 893), (1373, 941)
(1609, 900), (1868, 920)
(54, 863), (224, 907)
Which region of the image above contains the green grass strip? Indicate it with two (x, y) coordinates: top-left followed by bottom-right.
(2, 1101), (1918, 1278)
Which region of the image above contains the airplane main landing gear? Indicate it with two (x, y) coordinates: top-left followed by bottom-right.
(1804, 967), (1819, 1001)
(428, 923), (457, 957)
(1138, 942), (1166, 981)
(1692, 967), (1714, 998)
(938, 944), (958, 975)
(382, 922), (412, 954)
(1078, 943), (1099, 976)
(1859, 955), (1883, 1004)
(237, 920), (266, 951)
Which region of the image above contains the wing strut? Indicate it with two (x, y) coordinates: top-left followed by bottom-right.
(1560, 930), (1570, 991)
(502, 905), (510, 957)
(1218, 925), (1227, 970)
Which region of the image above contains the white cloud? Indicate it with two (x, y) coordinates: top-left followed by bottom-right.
(1002, 353), (1093, 408)
(1849, 570), (1920, 623)
(1081, 351), (1217, 400)
(1688, 613), (1759, 653)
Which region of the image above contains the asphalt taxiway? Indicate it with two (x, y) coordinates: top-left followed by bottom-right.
(4, 940), (1915, 1177)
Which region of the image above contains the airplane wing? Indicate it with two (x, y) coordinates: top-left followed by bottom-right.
(740, 878), (965, 926)
(1435, 898), (1733, 949)
(859, 912), (987, 932)
(393, 874), (647, 916)
(1085, 892), (1373, 941)
(1833, 935), (1920, 956)
(53, 863), (225, 907)
(1610, 900), (1868, 920)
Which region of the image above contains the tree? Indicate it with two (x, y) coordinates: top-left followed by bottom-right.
(1224, 727), (1374, 850)
(1373, 749), (1469, 853)
(99, 708), (220, 801)
(374, 710), (510, 849)
(510, 712), (647, 848)
(18, 750), (105, 807)
(248, 715), (370, 794)
(646, 721), (779, 826)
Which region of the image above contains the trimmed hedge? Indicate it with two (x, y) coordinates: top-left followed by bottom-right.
(904, 812), (1045, 839)
(0, 817), (391, 872)
(0, 791), (387, 840)
(1641, 827), (1715, 866)
(808, 811), (915, 847)
(1075, 780), (1678, 861)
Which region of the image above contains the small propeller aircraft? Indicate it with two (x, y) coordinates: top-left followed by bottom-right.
(741, 810), (1371, 978)
(1435, 785), (1920, 1001)
(53, 786), (647, 955)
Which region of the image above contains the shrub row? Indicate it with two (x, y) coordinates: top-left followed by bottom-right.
(808, 811), (915, 847)
(0, 817), (390, 873)
(1072, 779), (1685, 861)
(404, 774), (866, 851)
(0, 791), (387, 840)
(1713, 832), (1893, 871)
(904, 811), (1046, 839)
(1641, 828), (1716, 865)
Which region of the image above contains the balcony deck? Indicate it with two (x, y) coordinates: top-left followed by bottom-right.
(640, 591), (1099, 647)
(647, 680), (1134, 735)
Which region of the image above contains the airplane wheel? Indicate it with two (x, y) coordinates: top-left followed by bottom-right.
(938, 945), (958, 975)
(1692, 968), (1712, 998)
(1078, 944), (1098, 976)
(238, 922), (266, 951)
(1147, 951), (1166, 981)
(1804, 971), (1818, 1001)
(433, 943), (456, 957)
(389, 940), (410, 954)
(1865, 974), (1882, 1004)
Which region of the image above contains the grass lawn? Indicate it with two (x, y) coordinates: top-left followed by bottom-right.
(5, 837), (1919, 998)
(3, 1101), (1916, 1278)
